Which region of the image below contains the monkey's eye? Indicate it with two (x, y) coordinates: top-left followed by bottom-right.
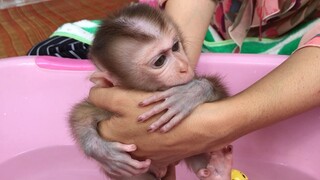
(153, 55), (166, 68)
(172, 41), (180, 52)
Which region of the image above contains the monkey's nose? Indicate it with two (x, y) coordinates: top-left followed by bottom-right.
(180, 67), (188, 73)
(178, 60), (189, 73)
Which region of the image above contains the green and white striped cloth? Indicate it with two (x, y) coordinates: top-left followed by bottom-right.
(51, 20), (101, 45)
(51, 18), (320, 55)
(202, 18), (320, 55)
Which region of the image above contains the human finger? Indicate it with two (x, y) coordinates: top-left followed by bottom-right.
(88, 87), (127, 113)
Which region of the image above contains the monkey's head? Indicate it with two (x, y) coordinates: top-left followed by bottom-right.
(89, 4), (194, 91)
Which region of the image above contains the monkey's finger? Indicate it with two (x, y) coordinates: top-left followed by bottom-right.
(109, 150), (151, 170)
(147, 110), (177, 132)
(115, 165), (139, 177)
(124, 157), (152, 170)
(110, 159), (151, 176)
(160, 113), (185, 133)
(137, 103), (170, 122)
(100, 165), (125, 178)
(112, 142), (137, 152)
(106, 161), (143, 177)
(110, 166), (134, 177)
(139, 91), (171, 106)
(138, 166), (150, 174)
(118, 163), (150, 176)
(101, 170), (120, 179)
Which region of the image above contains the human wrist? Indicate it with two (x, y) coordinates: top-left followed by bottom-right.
(180, 101), (233, 152)
(193, 97), (252, 151)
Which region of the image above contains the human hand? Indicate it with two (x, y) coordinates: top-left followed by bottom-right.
(89, 86), (233, 167)
(88, 86), (153, 114)
(137, 78), (215, 133)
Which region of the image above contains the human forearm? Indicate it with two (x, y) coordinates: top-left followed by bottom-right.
(164, 0), (215, 68)
(237, 47), (319, 129)
(91, 47), (320, 167)
(198, 47), (320, 149)
(97, 99), (231, 166)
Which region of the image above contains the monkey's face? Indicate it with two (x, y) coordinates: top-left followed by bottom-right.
(134, 30), (195, 90)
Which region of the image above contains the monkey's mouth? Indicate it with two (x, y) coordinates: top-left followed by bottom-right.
(184, 72), (195, 83)
(175, 74), (195, 86)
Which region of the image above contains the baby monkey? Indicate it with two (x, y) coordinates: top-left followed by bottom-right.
(69, 3), (232, 180)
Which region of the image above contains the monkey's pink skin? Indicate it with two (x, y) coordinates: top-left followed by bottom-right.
(1, 54), (319, 179)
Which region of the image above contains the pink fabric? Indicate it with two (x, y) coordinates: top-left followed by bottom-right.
(141, 0), (320, 50)
(213, 0), (320, 47)
(299, 23), (320, 48)
(139, 0), (159, 7)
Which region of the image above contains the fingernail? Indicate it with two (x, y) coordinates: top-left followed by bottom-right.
(129, 145), (136, 151)
(146, 159), (151, 165)
(210, 151), (216, 155)
(147, 127), (154, 133)
(203, 169), (209, 176)
(137, 116), (143, 122)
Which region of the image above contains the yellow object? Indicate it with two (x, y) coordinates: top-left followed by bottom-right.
(231, 169), (248, 180)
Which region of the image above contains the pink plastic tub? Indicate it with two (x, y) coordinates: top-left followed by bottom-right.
(0, 54), (319, 180)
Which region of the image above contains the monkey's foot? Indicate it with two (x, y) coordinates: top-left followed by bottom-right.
(199, 145), (233, 180)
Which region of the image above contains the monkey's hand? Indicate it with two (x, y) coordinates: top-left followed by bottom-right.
(138, 78), (215, 133)
(84, 137), (151, 178)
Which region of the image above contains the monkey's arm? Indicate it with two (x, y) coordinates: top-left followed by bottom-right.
(137, 77), (227, 132)
(69, 100), (151, 178)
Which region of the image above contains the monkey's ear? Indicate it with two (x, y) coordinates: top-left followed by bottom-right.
(90, 71), (114, 87)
